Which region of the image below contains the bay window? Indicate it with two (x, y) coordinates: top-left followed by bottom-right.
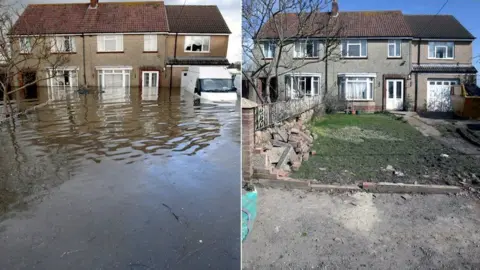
(97, 35), (123, 52)
(339, 76), (374, 100)
(97, 68), (132, 88)
(184, 36), (210, 52)
(260, 41), (276, 58)
(285, 74), (321, 99)
(341, 39), (367, 58)
(428, 42), (454, 59)
(294, 40), (319, 58)
(47, 67), (79, 88)
(388, 40), (401, 58)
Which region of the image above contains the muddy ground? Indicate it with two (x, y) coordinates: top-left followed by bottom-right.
(242, 188), (480, 270)
(291, 113), (480, 186)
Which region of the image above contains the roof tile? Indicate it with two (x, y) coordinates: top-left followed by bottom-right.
(404, 15), (475, 39)
(165, 5), (230, 34)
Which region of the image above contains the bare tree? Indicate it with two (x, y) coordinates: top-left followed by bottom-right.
(242, 0), (343, 103)
(0, 1), (70, 123)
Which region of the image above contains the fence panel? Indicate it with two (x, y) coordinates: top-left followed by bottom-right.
(254, 95), (322, 130)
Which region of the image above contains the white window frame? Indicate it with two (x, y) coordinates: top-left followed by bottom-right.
(19, 37), (32, 53)
(294, 40), (319, 58)
(96, 67), (132, 88)
(51, 36), (76, 53)
(143, 34), (158, 52)
(339, 75), (375, 101)
(46, 67), (79, 88)
(97, 35), (124, 52)
(341, 39), (367, 58)
(184, 36), (210, 53)
(261, 41), (276, 58)
(387, 40), (401, 58)
(428, 42), (454, 59)
(285, 73), (321, 99)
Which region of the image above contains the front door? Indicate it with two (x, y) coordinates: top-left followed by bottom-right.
(386, 79), (404, 110)
(142, 71), (159, 88)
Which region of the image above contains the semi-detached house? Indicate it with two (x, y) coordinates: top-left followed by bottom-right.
(10, 0), (231, 92)
(254, 1), (477, 112)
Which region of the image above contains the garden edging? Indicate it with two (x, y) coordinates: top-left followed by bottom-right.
(255, 178), (463, 194)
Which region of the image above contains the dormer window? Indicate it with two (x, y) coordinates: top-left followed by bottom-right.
(52, 36), (76, 53)
(428, 42), (454, 59)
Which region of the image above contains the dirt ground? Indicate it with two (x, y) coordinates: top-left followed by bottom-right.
(291, 113), (480, 186)
(242, 188), (480, 270)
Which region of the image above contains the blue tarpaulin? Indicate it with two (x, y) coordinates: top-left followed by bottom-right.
(241, 188), (257, 242)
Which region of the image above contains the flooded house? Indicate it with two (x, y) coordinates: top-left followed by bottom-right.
(9, 0), (231, 98)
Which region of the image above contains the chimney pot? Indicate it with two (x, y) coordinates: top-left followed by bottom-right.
(89, 0), (98, 8)
(331, 0), (339, 17)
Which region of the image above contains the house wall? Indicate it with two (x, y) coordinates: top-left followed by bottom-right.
(165, 35), (229, 57)
(410, 40), (473, 65)
(13, 34), (169, 88)
(269, 39), (412, 111)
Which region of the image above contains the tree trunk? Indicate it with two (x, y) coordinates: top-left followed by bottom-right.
(265, 76), (272, 103)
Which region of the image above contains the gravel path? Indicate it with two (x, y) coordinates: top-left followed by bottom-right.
(242, 188), (480, 270)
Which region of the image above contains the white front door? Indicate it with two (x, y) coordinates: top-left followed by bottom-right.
(142, 71), (159, 87)
(427, 79), (459, 112)
(386, 79), (404, 110)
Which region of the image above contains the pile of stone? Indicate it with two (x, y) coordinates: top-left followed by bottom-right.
(253, 114), (315, 177)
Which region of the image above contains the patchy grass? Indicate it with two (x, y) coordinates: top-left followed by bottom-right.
(292, 114), (480, 185)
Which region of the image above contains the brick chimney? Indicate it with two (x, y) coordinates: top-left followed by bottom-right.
(331, 0), (339, 17)
(89, 0), (98, 9)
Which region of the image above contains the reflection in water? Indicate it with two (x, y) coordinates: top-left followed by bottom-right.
(0, 86), (239, 213)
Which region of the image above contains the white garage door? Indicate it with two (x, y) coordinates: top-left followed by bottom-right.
(427, 79), (459, 112)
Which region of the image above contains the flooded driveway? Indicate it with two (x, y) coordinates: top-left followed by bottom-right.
(0, 87), (240, 269)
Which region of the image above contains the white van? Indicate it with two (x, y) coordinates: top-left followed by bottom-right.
(181, 66), (238, 103)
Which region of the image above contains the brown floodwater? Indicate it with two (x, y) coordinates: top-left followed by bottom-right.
(0, 87), (240, 269)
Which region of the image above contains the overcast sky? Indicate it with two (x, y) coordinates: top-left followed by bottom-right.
(17, 0), (242, 62)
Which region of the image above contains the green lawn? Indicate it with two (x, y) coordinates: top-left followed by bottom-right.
(291, 113), (480, 185)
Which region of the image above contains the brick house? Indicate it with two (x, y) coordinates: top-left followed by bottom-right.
(10, 0), (231, 92)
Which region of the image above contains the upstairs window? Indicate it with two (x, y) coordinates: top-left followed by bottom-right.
(260, 41), (276, 58)
(97, 35), (123, 52)
(144, 35), (157, 52)
(341, 39), (367, 58)
(184, 36), (210, 52)
(294, 40), (319, 58)
(52, 36), (76, 53)
(428, 42), (454, 59)
(388, 40), (401, 58)
(19, 37), (31, 53)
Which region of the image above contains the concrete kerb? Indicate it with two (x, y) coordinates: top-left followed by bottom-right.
(254, 178), (463, 194)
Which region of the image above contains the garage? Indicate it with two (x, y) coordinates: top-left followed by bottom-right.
(427, 79), (459, 112)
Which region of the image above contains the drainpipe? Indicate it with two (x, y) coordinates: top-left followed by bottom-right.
(414, 38), (421, 111)
(82, 33), (87, 87)
(169, 32), (178, 97)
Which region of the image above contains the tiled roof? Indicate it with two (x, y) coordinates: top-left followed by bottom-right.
(12, 2), (226, 35)
(12, 2), (170, 35)
(166, 56), (229, 66)
(404, 15), (475, 39)
(412, 64), (477, 74)
(257, 11), (412, 39)
(165, 5), (230, 34)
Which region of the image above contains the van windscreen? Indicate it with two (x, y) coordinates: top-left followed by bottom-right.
(200, 79), (233, 92)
